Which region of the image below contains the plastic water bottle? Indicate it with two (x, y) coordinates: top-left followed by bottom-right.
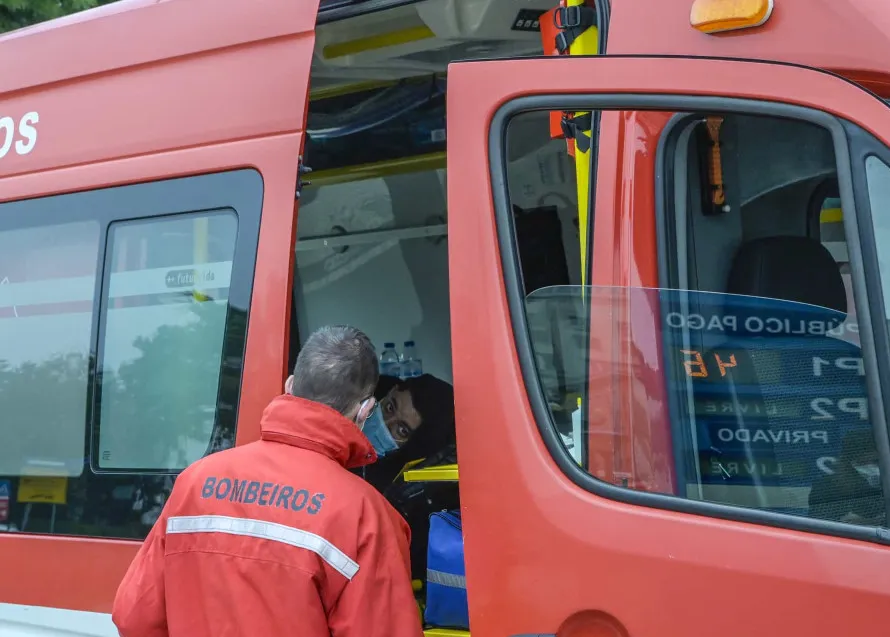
(397, 346), (407, 380)
(401, 341), (422, 379)
(380, 343), (400, 377)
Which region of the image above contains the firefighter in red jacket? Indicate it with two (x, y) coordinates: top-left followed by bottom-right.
(112, 325), (423, 637)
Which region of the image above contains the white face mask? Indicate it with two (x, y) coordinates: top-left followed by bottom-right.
(854, 463), (882, 489)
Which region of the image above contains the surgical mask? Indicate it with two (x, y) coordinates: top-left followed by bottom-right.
(361, 405), (399, 458)
(854, 463), (882, 489)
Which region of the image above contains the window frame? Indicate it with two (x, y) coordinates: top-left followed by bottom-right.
(836, 123), (890, 515)
(490, 93), (890, 545)
(0, 168), (262, 537)
(85, 170), (263, 475)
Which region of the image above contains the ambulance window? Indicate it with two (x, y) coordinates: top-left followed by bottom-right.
(499, 105), (889, 533)
(656, 113), (885, 526)
(0, 221), (99, 480)
(501, 111), (584, 460)
(94, 212), (238, 472)
(0, 170), (261, 539)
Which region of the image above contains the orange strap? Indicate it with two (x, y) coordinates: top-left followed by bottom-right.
(706, 116), (726, 208)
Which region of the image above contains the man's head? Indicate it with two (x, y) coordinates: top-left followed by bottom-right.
(286, 325), (379, 423)
(374, 374), (455, 449)
(377, 383), (424, 446)
(362, 373), (455, 492)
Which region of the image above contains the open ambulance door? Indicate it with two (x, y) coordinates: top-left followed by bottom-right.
(0, 0), (316, 632)
(448, 56), (890, 637)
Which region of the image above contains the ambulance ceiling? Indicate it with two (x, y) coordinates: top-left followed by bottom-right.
(311, 0), (548, 91)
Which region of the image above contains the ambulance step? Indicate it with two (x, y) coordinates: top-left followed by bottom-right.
(424, 630), (470, 636)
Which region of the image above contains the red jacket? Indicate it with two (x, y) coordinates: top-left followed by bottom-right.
(112, 395), (423, 637)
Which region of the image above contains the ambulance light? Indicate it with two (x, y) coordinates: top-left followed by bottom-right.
(690, 0), (774, 34)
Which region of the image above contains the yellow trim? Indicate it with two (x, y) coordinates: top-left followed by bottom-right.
(308, 152), (446, 187)
(400, 458), (427, 475)
(395, 458), (427, 485)
(310, 73), (444, 102)
(820, 207), (843, 224)
(424, 630), (469, 636)
(403, 464), (459, 482)
(564, 0), (599, 287)
(323, 25), (435, 59)
(310, 80), (399, 101)
(574, 134), (592, 286)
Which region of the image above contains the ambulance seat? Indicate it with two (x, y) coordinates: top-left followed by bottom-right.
(726, 235), (846, 314)
(694, 235), (872, 516)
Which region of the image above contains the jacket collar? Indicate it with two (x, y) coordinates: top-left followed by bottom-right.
(260, 394), (377, 469)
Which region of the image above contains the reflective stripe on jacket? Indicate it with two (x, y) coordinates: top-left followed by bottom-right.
(112, 394), (423, 637)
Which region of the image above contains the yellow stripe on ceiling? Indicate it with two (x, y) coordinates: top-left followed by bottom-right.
(308, 152), (446, 187)
(310, 79), (398, 101)
(322, 25), (435, 59)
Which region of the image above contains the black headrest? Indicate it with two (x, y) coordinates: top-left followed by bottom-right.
(727, 236), (846, 314)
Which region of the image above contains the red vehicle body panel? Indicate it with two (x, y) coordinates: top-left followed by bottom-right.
(608, 0), (890, 94)
(0, 0), (318, 613)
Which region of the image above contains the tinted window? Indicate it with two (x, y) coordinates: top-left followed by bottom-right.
(96, 212), (238, 471)
(504, 109), (887, 528)
(0, 170), (261, 539)
(501, 110), (585, 461)
(0, 221), (99, 479)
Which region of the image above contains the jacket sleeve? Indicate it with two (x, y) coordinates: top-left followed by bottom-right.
(112, 510), (169, 637)
(329, 506), (422, 637)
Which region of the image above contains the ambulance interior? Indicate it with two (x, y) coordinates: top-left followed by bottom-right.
(292, 0), (872, 628)
(294, 0), (580, 381)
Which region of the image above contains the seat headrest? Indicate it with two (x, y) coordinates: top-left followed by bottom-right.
(727, 236), (846, 314)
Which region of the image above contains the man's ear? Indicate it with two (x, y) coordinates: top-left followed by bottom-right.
(357, 397), (376, 424)
(284, 375), (294, 395)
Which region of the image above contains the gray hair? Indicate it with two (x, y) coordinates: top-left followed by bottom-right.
(290, 325), (379, 416)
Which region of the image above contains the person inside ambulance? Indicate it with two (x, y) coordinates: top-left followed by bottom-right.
(363, 373), (456, 493)
(112, 325), (423, 637)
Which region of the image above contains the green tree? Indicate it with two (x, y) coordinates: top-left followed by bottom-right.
(0, 351), (95, 477)
(101, 299), (235, 470)
(0, 0), (118, 34)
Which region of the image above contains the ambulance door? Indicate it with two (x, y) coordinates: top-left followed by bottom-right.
(448, 56), (890, 637)
(0, 0), (317, 632)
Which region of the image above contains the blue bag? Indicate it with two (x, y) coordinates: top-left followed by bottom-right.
(424, 510), (469, 630)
